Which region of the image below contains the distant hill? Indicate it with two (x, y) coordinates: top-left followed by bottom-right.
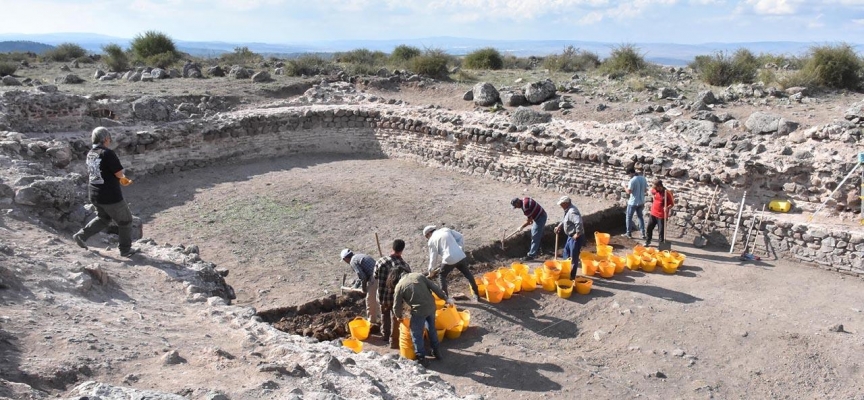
(0, 33), (861, 65)
(0, 40), (54, 54)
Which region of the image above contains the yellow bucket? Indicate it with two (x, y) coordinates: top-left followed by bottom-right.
(558, 259), (572, 278)
(533, 267), (544, 282)
(512, 275), (523, 293)
(596, 245), (613, 257)
(445, 321), (464, 339)
(521, 273), (537, 291)
(769, 199), (791, 213)
(475, 277), (486, 298)
(342, 338), (363, 353)
(437, 328), (445, 342)
(398, 320), (415, 360)
(542, 263), (561, 280)
(633, 245), (647, 255)
(511, 262), (529, 276)
(556, 279), (573, 299)
(435, 304), (461, 330)
(483, 271), (500, 284)
(348, 317), (371, 341)
(597, 260), (615, 278)
(626, 253), (641, 270)
(641, 255), (657, 272)
(541, 277), (556, 291)
(581, 259), (597, 276)
(594, 232), (610, 246)
(459, 310), (470, 329)
(500, 279), (516, 299)
(574, 278), (593, 295)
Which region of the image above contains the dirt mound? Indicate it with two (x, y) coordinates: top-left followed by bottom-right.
(260, 292), (369, 341)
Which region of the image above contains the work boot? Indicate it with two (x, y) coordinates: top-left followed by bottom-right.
(120, 247), (140, 257)
(72, 233), (88, 249)
(520, 255), (535, 262)
(431, 348), (443, 361)
(417, 356), (430, 367)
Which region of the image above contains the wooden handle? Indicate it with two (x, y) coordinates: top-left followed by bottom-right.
(375, 233), (383, 257)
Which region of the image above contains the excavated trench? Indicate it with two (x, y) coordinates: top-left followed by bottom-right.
(257, 205), (625, 340)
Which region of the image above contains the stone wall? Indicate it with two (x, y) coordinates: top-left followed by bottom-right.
(3, 103), (862, 277)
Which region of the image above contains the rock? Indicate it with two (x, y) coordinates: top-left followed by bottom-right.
(132, 96), (171, 121)
(648, 371), (667, 379)
(251, 71), (271, 83)
(776, 118), (798, 135)
(785, 86), (809, 96)
(462, 90), (473, 101)
(99, 73), (118, 81)
(376, 67), (390, 77)
(828, 324), (845, 333)
(71, 381), (185, 400)
(151, 68), (167, 79)
(472, 82), (499, 106)
(593, 330), (604, 341)
(324, 355), (343, 371)
(501, 92), (526, 107)
(60, 64), (71, 72)
(94, 69), (106, 79)
(541, 99), (559, 111)
(657, 87), (677, 99)
(13, 178), (79, 211)
(183, 62), (203, 78)
(169, 68), (182, 78)
(36, 84), (58, 92)
(125, 71), (142, 82)
(208, 66), (225, 77)
(140, 72), (154, 82)
(846, 102), (864, 120)
(510, 107), (552, 125)
(745, 112), (783, 134)
(2, 76), (22, 86)
(523, 79), (556, 104)
(84, 264), (109, 285)
(695, 90), (717, 105)
(672, 348), (686, 357)
(59, 74), (84, 84)
(560, 101), (573, 109)
(596, 103), (607, 112)
(229, 65), (250, 79)
(161, 350), (187, 365)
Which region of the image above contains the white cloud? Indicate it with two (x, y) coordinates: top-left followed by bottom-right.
(744, 0), (801, 15)
(853, 18), (864, 24)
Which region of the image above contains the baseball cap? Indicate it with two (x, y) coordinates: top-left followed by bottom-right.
(510, 198), (521, 208)
(423, 225), (437, 236)
(556, 196), (571, 205)
(340, 249), (353, 260)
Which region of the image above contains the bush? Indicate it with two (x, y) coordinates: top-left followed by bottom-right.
(101, 43), (129, 72)
(690, 49), (758, 86)
(284, 54), (337, 76)
(544, 46), (600, 72)
(0, 52), (36, 63)
(503, 55), (534, 70)
(391, 45), (421, 63)
(130, 31), (179, 64)
(43, 42), (87, 62)
(334, 48), (388, 75)
(220, 46), (262, 66)
(599, 44), (648, 77)
(799, 44), (862, 90)
(0, 62), (17, 77)
(756, 53), (805, 70)
(463, 47), (503, 70)
(147, 52), (179, 69)
(411, 48), (451, 79)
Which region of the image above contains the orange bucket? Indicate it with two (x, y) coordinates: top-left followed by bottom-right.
(558, 259), (572, 278)
(511, 262), (529, 276)
(556, 279), (573, 299)
(435, 304), (461, 330)
(500, 279), (516, 299)
(608, 255), (626, 274)
(436, 328), (446, 342)
(597, 260), (615, 278)
(633, 245), (647, 255)
(475, 277), (486, 296)
(543, 264), (561, 280)
(486, 283), (504, 303)
(459, 310), (470, 329)
(521, 273), (537, 291)
(574, 278), (593, 295)
(641, 254), (657, 272)
(626, 253), (641, 270)
(445, 321), (464, 339)
(594, 232), (610, 246)
(483, 271), (500, 285)
(596, 245), (613, 258)
(581, 259), (597, 276)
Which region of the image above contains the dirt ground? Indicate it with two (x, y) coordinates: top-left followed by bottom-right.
(124, 156), (864, 399)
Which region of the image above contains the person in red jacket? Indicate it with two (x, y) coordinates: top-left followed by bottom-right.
(645, 180), (674, 247)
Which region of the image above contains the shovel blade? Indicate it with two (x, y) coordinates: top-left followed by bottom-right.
(659, 241), (672, 251)
(693, 236), (707, 248)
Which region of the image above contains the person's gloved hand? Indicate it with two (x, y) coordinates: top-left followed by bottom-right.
(445, 297), (455, 306)
(119, 177), (133, 186)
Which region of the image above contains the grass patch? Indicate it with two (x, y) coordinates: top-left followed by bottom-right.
(543, 46), (600, 72)
(284, 54), (337, 76)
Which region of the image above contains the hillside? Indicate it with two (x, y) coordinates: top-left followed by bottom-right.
(0, 41), (54, 54)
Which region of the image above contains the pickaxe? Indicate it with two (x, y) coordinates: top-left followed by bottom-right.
(340, 273), (363, 295)
(500, 228), (522, 250)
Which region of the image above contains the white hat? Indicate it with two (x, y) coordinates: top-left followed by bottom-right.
(556, 196), (571, 205)
(423, 225), (437, 236)
(340, 249), (353, 260)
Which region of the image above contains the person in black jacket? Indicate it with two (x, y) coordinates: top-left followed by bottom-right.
(72, 127), (139, 257)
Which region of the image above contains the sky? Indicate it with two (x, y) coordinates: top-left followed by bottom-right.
(1, 0), (863, 44)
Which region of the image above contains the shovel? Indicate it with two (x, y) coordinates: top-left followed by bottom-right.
(659, 190), (673, 251)
(693, 185), (719, 248)
(339, 273), (363, 295)
(500, 227), (522, 251)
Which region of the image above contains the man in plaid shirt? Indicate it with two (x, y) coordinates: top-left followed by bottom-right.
(373, 239), (411, 349)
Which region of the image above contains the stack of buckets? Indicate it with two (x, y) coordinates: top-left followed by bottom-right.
(579, 232), (627, 279)
(342, 316), (371, 353)
(394, 295), (472, 360)
(626, 245), (687, 274)
(480, 262), (546, 303)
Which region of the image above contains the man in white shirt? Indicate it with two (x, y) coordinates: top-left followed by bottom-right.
(424, 225), (481, 302)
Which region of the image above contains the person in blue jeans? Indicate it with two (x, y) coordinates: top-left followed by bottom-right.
(510, 197), (547, 261)
(393, 272), (452, 366)
(555, 196), (586, 280)
(624, 167), (648, 239)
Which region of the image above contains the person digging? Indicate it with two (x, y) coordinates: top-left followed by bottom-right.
(510, 197), (548, 262)
(424, 225), (481, 302)
(373, 239), (412, 348)
(555, 196), (585, 281)
(340, 249), (381, 329)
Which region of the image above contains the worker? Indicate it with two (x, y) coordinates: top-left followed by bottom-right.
(393, 271), (451, 365)
(645, 180), (674, 247)
(423, 225), (481, 302)
(510, 197), (547, 261)
(340, 249), (380, 325)
(624, 167), (648, 239)
(373, 239), (412, 349)
(554, 196), (585, 281)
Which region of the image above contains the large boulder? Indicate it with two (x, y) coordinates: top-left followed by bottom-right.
(124, 71), (142, 82)
(695, 90), (717, 105)
(657, 87), (677, 99)
(501, 92), (526, 107)
(846, 102), (864, 120)
(132, 96), (171, 121)
(150, 68), (167, 79)
(1, 76), (21, 86)
(229, 66), (250, 79)
(208, 66), (225, 77)
(666, 119), (717, 146)
(523, 79), (556, 104)
(510, 107), (552, 126)
(462, 90), (473, 101)
(251, 71), (271, 83)
(58, 74), (84, 84)
(472, 82), (499, 106)
(14, 177), (79, 211)
(745, 112), (798, 135)
(183, 62), (202, 78)
(94, 69), (106, 79)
